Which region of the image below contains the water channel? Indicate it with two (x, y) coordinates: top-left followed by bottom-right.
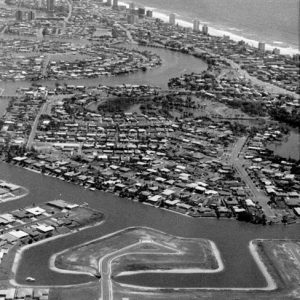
(0, 163), (299, 288)
(267, 128), (300, 161)
(0, 45), (299, 289)
(0, 44), (207, 96)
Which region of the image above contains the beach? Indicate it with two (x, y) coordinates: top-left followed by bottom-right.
(119, 0), (299, 56)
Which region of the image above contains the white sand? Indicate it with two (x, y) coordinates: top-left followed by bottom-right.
(119, 1), (299, 56)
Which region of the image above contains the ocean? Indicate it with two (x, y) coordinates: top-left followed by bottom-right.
(120, 0), (299, 55)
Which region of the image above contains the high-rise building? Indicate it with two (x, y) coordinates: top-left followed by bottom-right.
(138, 7), (145, 17)
(112, 0), (118, 9)
(258, 42), (265, 52)
(169, 13), (176, 25)
(129, 2), (135, 10)
(146, 10), (153, 18)
(28, 10), (36, 21)
(193, 19), (200, 32)
(292, 54), (299, 62)
(15, 10), (23, 21)
(47, 0), (54, 12)
(127, 13), (138, 24)
(272, 48), (280, 55)
(202, 24), (208, 35)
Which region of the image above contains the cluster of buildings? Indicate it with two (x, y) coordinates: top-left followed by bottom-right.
(2, 0), (68, 37)
(46, 45), (161, 79)
(1, 80), (298, 223)
(168, 72), (299, 118)
(2, 20), (41, 37)
(2, 0), (299, 93)
(0, 87), (47, 146)
(0, 39), (75, 82)
(0, 288), (49, 300)
(0, 200), (97, 248)
(6, 0), (66, 14)
(125, 3), (153, 25)
(0, 38), (161, 82)
(0, 54), (44, 81)
(0, 84), (269, 221)
(15, 10), (36, 22)
(0, 199), (103, 286)
(115, 12), (299, 94)
(0, 7), (14, 26)
(10, 150), (255, 220)
(243, 130), (300, 221)
(0, 180), (23, 203)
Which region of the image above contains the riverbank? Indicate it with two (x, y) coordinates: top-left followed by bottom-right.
(52, 225), (224, 297)
(11, 227), (101, 288)
(0, 201), (104, 289)
(0, 162), (299, 297)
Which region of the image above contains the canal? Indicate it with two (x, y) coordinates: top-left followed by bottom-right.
(267, 128), (300, 161)
(0, 44), (207, 96)
(0, 45), (299, 289)
(0, 163), (299, 288)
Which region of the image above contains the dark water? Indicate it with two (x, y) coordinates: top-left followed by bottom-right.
(0, 44), (299, 288)
(268, 129), (300, 161)
(0, 45), (207, 96)
(126, 0), (299, 52)
(0, 163), (299, 288)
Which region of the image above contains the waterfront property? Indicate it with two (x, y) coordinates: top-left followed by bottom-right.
(0, 0), (299, 298)
(0, 180), (28, 203)
(0, 162), (299, 299)
(0, 197), (104, 291)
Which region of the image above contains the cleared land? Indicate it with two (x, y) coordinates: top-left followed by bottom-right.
(55, 227), (221, 277)
(112, 239), (300, 300)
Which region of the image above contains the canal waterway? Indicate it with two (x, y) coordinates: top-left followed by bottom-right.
(0, 163), (299, 288)
(0, 44), (207, 96)
(0, 44), (299, 289)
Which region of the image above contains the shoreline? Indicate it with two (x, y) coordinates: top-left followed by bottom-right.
(9, 220), (105, 288)
(115, 239), (277, 291)
(4, 162), (298, 226)
(119, 1), (299, 56)
(0, 181), (29, 203)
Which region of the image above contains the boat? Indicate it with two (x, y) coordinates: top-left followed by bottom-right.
(26, 277), (36, 282)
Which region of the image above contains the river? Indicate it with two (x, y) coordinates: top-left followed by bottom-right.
(0, 163), (299, 288)
(0, 44), (207, 96)
(1, 44), (299, 162)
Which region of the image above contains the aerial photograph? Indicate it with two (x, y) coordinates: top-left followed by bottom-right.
(0, 0), (299, 299)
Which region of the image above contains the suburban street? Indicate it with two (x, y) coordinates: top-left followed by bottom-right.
(26, 100), (48, 149)
(230, 136), (276, 220)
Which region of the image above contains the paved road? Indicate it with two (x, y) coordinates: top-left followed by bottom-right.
(99, 241), (142, 300)
(223, 58), (299, 99)
(230, 136), (276, 220)
(64, 0), (73, 25)
(99, 239), (177, 300)
(26, 101), (47, 149)
(117, 23), (137, 44)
